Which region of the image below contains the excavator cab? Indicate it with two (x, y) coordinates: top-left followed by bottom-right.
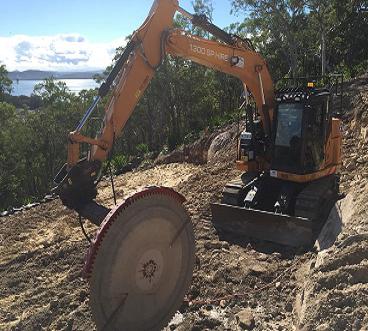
(211, 79), (342, 247)
(271, 88), (331, 174)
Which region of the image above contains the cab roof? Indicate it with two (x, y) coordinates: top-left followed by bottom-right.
(275, 87), (331, 103)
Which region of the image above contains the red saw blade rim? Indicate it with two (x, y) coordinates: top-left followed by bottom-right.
(83, 186), (186, 278)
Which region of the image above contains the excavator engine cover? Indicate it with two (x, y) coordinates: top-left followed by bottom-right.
(84, 187), (195, 331)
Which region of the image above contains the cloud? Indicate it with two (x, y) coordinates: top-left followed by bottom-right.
(0, 34), (126, 71)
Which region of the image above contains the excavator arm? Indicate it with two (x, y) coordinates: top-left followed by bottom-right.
(54, 0), (275, 214)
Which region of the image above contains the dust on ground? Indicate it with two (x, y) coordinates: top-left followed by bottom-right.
(1, 75), (368, 331)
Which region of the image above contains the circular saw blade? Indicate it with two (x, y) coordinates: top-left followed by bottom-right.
(86, 187), (195, 331)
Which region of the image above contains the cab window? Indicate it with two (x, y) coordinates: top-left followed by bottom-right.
(304, 102), (326, 170)
(275, 103), (303, 147)
(272, 103), (304, 171)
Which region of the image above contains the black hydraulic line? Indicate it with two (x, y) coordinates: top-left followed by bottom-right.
(78, 214), (92, 243)
(192, 14), (236, 45)
(74, 39), (137, 132)
(98, 40), (137, 98)
(109, 165), (117, 206)
(95, 133), (116, 186)
(191, 14), (254, 50)
(139, 30), (169, 70)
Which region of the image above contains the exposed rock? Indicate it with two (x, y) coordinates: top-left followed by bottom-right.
(248, 264), (267, 275)
(155, 123), (239, 166)
(154, 130), (218, 165)
(207, 131), (232, 163)
(204, 240), (222, 250)
(236, 308), (255, 330)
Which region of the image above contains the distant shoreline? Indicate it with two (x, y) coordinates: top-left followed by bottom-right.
(11, 78), (99, 96)
(13, 77), (96, 81)
(8, 70), (103, 81)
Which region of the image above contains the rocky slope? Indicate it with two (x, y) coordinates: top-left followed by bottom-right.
(0, 75), (367, 331)
(294, 75), (368, 331)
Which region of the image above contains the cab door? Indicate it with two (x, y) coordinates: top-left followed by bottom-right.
(271, 102), (305, 173)
(303, 95), (328, 171)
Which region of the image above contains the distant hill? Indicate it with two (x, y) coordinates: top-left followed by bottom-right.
(8, 70), (103, 80)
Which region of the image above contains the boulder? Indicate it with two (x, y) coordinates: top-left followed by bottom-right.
(207, 131), (232, 162)
(236, 308), (255, 330)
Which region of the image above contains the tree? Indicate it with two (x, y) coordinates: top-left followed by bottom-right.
(0, 101), (21, 208)
(231, 0), (308, 78)
(329, 0), (368, 76)
(306, 0), (333, 75)
(0, 65), (12, 99)
(231, 0), (368, 78)
(0, 78), (87, 210)
(192, 0), (213, 19)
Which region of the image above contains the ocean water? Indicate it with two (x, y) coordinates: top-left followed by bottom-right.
(11, 79), (99, 96)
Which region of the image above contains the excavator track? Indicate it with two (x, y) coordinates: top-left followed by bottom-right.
(220, 180), (246, 206)
(211, 174), (339, 247)
(220, 173), (258, 206)
(294, 174), (339, 231)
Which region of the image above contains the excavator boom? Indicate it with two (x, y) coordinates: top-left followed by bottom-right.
(54, 0), (275, 214)
(68, 3), (274, 167)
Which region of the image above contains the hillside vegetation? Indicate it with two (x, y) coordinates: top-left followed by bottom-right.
(0, 0), (367, 211)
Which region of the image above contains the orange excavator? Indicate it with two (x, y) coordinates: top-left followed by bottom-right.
(53, 0), (342, 329)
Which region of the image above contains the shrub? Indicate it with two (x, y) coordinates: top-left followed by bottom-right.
(136, 143), (149, 156)
(110, 154), (129, 173)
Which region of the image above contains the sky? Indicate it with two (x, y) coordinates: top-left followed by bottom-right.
(0, 0), (238, 72)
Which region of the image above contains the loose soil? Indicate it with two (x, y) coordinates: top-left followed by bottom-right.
(1, 75), (367, 331)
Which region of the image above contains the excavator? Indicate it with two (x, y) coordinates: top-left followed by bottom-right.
(53, 0), (342, 329)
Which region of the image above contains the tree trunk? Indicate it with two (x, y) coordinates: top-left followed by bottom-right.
(321, 29), (327, 76)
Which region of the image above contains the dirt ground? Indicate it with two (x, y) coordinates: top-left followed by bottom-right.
(293, 76), (368, 331)
(1, 75), (367, 331)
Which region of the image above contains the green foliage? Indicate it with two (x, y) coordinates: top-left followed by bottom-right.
(110, 154), (129, 173)
(3, 94), (42, 109)
(136, 143), (149, 156)
(192, 0), (213, 18)
(230, 0), (368, 78)
(231, 0), (308, 78)
(0, 101), (15, 122)
(0, 78), (85, 209)
(0, 65), (12, 99)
